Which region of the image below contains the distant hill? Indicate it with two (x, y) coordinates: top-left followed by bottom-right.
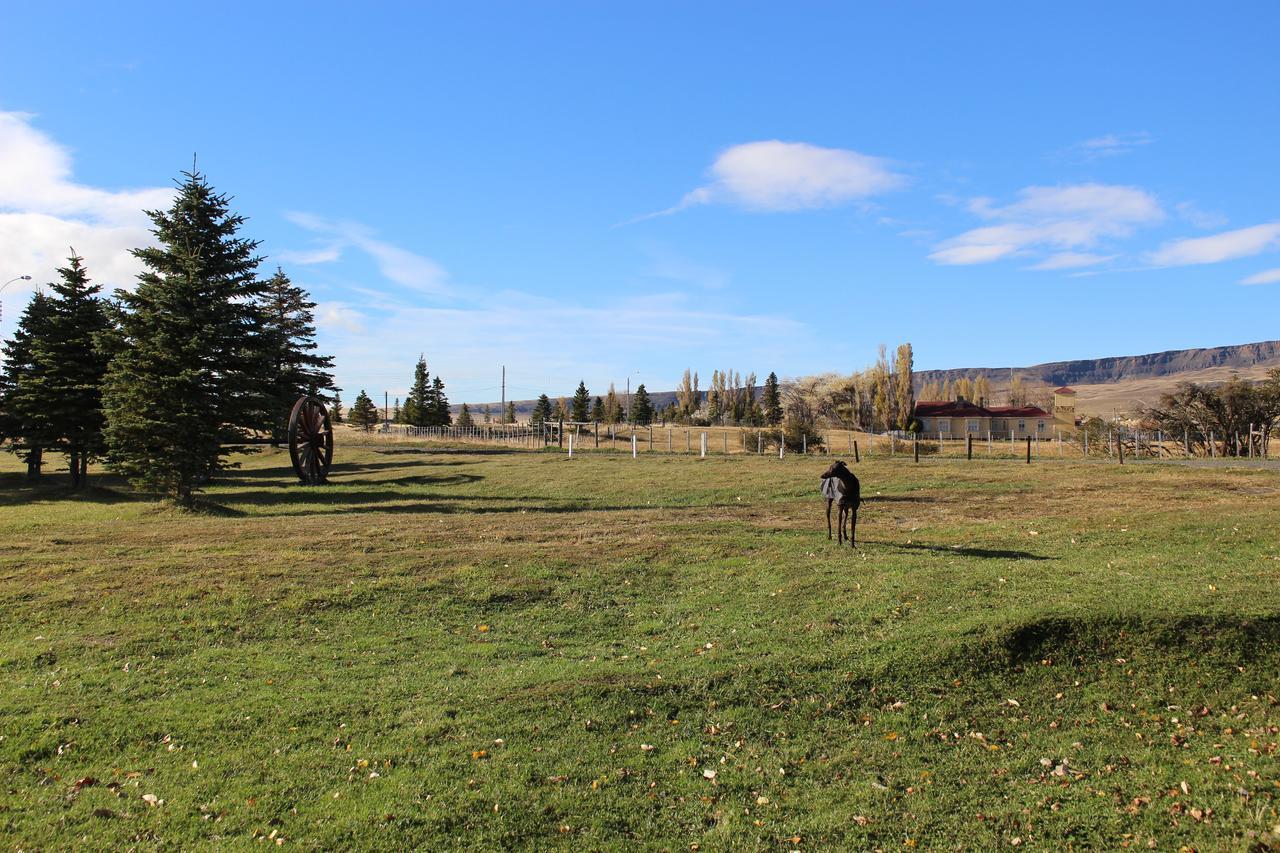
(455, 340), (1280, 420)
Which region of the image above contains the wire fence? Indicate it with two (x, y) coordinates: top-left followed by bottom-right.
(342, 421), (1274, 464)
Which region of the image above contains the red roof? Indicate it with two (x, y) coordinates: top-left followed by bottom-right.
(1053, 386), (1076, 395)
(987, 405), (1051, 418)
(914, 400), (990, 418)
(914, 401), (1051, 419)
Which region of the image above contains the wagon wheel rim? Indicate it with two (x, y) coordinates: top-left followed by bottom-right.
(289, 396), (333, 485)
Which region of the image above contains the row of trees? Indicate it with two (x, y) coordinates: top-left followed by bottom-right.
(0, 170), (336, 501)
(1141, 371), (1280, 457)
(783, 343), (915, 434)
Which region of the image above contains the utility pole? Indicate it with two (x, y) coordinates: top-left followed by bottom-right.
(626, 376), (631, 424)
(384, 391), (389, 427)
(501, 365), (505, 411)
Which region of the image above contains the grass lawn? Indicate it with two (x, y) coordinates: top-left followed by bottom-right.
(1, 443), (1278, 849)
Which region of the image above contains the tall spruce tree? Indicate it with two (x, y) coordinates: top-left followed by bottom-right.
(571, 381), (591, 422)
(258, 267), (337, 442)
(503, 401), (516, 424)
(762, 372), (783, 426)
(30, 254), (113, 487)
(403, 356), (431, 427)
(631, 383), (654, 426)
(350, 389), (378, 430)
(457, 403), (474, 427)
(0, 292), (56, 479)
(331, 391), (344, 423)
(429, 375), (451, 425)
(102, 170), (268, 502)
(531, 394), (552, 428)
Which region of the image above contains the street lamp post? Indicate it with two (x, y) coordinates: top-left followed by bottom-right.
(0, 275), (34, 330)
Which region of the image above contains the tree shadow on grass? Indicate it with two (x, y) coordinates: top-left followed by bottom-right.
(860, 539), (1055, 561)
(0, 473), (137, 508)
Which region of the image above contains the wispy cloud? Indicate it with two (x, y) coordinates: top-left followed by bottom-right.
(0, 111), (173, 293)
(626, 140), (905, 223)
(1067, 131), (1153, 161)
(1149, 222), (1280, 267)
(282, 212), (451, 296)
(1174, 201), (1228, 230)
(1027, 251), (1115, 271)
(930, 183), (1163, 267)
(1241, 268), (1280, 286)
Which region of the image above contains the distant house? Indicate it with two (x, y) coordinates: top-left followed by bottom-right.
(913, 387), (1079, 439)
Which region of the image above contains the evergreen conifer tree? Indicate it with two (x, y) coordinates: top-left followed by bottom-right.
(102, 170), (269, 502)
(0, 292), (56, 479)
(258, 267), (337, 442)
(331, 391), (344, 423)
(457, 402), (474, 427)
(631, 383), (654, 426)
(504, 401), (516, 424)
(29, 254), (112, 487)
(762, 372), (783, 426)
(482, 404), (491, 424)
(531, 394), (552, 428)
(571, 381), (591, 422)
(430, 375), (451, 425)
(350, 390), (378, 430)
(590, 395), (604, 423)
(403, 356), (431, 427)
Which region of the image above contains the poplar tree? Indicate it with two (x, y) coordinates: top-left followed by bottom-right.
(102, 170), (268, 503)
(0, 292), (55, 479)
(894, 342), (915, 429)
(258, 267), (337, 442)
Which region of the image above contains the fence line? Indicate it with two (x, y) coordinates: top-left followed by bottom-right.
(347, 420), (1273, 465)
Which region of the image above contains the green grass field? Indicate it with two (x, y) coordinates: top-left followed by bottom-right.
(1, 444), (1278, 849)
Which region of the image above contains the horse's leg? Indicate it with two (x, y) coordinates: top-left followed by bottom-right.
(850, 507), (857, 548)
(837, 505), (846, 545)
(827, 499), (833, 539)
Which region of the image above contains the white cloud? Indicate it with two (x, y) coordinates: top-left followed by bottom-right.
(1028, 251), (1115, 271)
(0, 111), (173, 297)
(630, 140), (904, 222)
(930, 183), (1163, 267)
(1174, 201), (1228, 230)
(1150, 222), (1280, 267)
(1070, 131), (1153, 160)
(282, 212), (451, 296)
(1240, 268), (1280, 286)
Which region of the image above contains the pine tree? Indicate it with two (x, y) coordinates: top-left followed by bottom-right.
(28, 254), (113, 487)
(350, 389), (378, 430)
(591, 395), (605, 423)
(531, 394), (552, 428)
(762, 372), (783, 426)
(430, 375), (451, 425)
(0, 292), (56, 479)
(403, 355), (431, 428)
(257, 267), (337, 443)
(631, 383), (654, 426)
(392, 397), (401, 422)
(503, 401), (516, 424)
(331, 391), (344, 423)
(102, 169), (268, 503)
(482, 404), (492, 424)
(571, 381), (591, 422)
(457, 403), (474, 427)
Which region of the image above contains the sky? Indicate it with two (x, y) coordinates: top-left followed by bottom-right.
(2, 2), (1279, 404)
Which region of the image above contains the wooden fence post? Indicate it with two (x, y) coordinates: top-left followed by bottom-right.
(914, 437), (920, 463)
(700, 432), (707, 458)
(853, 440), (860, 463)
(632, 435), (637, 458)
(568, 433), (574, 457)
(1026, 435), (1032, 464)
(967, 434), (973, 460)
(1118, 433), (1124, 465)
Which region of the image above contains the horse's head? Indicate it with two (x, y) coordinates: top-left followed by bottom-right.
(820, 460), (849, 479)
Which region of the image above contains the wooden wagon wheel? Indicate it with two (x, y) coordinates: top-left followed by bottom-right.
(288, 396), (334, 485)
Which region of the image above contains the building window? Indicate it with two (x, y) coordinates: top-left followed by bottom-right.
(967, 419), (980, 433)
(1017, 420), (1026, 432)
(921, 418), (931, 431)
(1037, 420), (1046, 432)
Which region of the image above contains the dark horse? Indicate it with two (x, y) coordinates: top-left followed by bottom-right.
(820, 460), (861, 547)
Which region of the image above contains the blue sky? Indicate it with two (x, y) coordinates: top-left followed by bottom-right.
(2, 2), (1279, 403)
